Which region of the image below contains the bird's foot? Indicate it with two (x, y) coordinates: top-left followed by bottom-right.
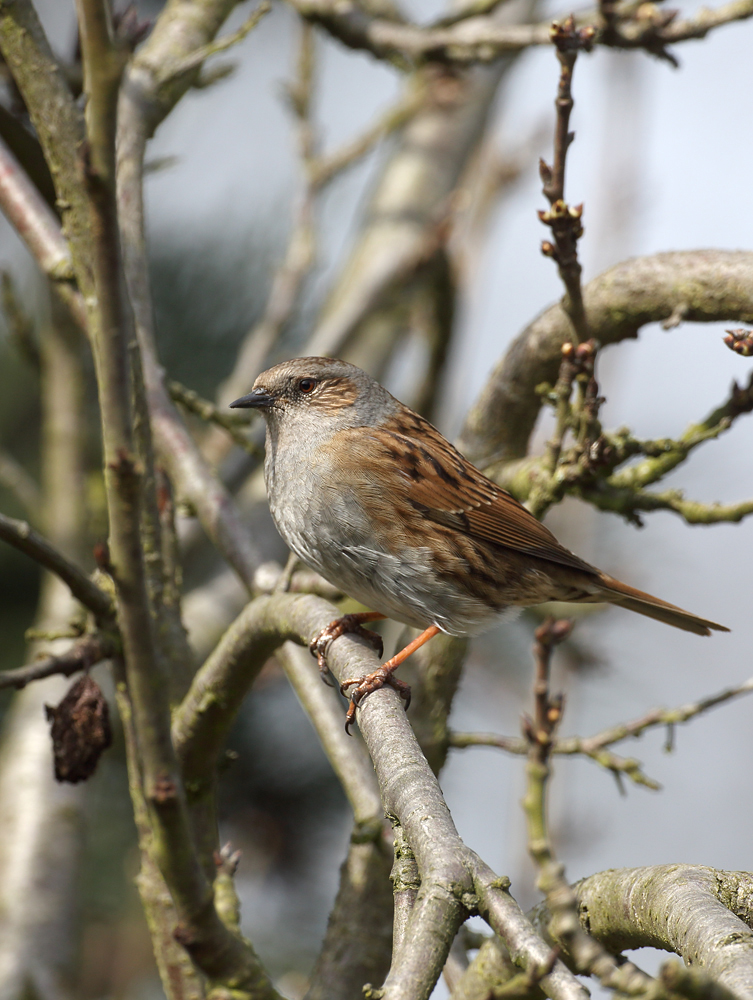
(309, 612), (385, 686)
(340, 668), (411, 735)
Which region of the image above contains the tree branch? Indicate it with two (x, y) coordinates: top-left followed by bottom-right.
(459, 250), (753, 466)
(0, 0), (92, 296)
(0, 632), (114, 691)
(286, 0), (753, 64)
(116, 0), (264, 590)
(0, 512), (114, 621)
(173, 591), (586, 1000)
(450, 671), (753, 791)
(278, 642), (394, 1000)
(0, 133), (88, 331)
(538, 18), (595, 347)
(168, 379), (264, 458)
(530, 866), (753, 998)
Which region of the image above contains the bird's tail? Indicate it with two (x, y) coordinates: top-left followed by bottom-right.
(594, 574), (729, 636)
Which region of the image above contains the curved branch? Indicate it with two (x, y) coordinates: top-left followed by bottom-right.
(459, 250), (753, 465)
(531, 866), (753, 999)
(0, 512), (114, 621)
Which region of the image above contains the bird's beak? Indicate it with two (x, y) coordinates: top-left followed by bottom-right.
(229, 388), (275, 409)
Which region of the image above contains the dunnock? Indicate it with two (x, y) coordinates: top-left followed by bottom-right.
(231, 357), (728, 730)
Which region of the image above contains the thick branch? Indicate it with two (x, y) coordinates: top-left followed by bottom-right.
(173, 591), (586, 1000)
(279, 642), (394, 1000)
(531, 866), (753, 998)
(459, 250), (753, 465)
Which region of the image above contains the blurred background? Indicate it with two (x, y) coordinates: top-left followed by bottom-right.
(0, 0), (751, 997)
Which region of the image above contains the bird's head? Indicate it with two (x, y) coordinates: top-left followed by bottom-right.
(229, 357), (396, 431)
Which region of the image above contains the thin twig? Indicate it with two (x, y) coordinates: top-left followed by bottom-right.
(155, 2), (271, 87)
(520, 622), (680, 994)
(538, 17), (595, 347)
(609, 370), (753, 490)
(168, 380), (263, 457)
(0, 632), (115, 691)
(308, 86), (424, 190)
(0, 512), (114, 620)
(451, 672), (753, 792)
(449, 730), (660, 789)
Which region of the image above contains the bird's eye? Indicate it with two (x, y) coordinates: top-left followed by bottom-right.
(298, 378), (317, 394)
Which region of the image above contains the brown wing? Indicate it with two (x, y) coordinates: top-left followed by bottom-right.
(334, 410), (598, 577)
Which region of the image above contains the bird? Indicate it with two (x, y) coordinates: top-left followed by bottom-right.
(230, 357), (728, 730)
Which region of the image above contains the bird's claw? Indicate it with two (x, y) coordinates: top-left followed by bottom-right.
(309, 614), (384, 683)
(341, 669), (412, 734)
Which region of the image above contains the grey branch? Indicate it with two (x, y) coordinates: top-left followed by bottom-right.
(172, 591), (587, 1000)
(0, 512), (114, 621)
(531, 866), (753, 998)
(305, 35), (526, 361)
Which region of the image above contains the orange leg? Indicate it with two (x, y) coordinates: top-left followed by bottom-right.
(309, 612), (387, 683)
(341, 625), (441, 733)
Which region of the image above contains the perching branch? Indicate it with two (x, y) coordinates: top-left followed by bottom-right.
(278, 641), (395, 999)
(0, 512), (114, 621)
(172, 591), (587, 999)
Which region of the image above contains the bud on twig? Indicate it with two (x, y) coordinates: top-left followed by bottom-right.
(724, 328), (753, 357)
